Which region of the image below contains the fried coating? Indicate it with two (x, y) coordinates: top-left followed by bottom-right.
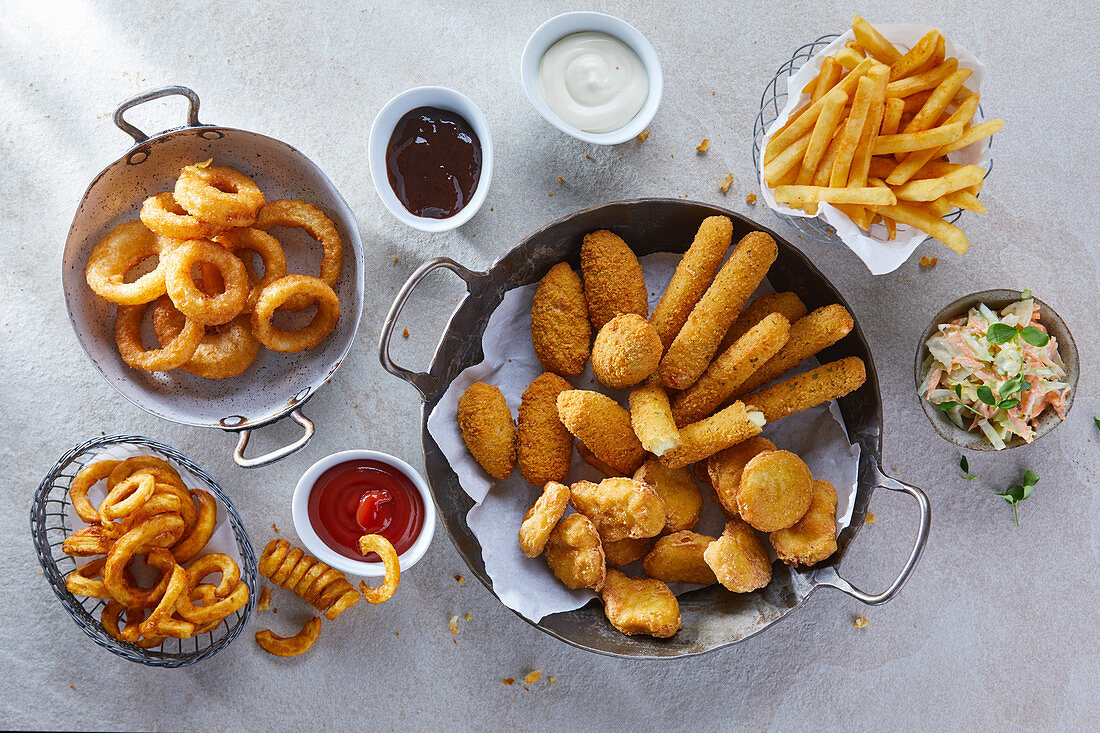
(569, 478), (665, 542)
(602, 537), (654, 567)
(628, 376), (681, 456)
(719, 291), (807, 352)
(517, 372), (574, 487)
(660, 231), (777, 390)
(580, 229), (648, 331)
(659, 401), (766, 469)
(736, 450), (813, 532)
(703, 518), (773, 593)
(770, 479), (838, 566)
(576, 441), (625, 477)
(643, 531), (718, 585)
(648, 215), (733, 348)
(671, 313), (790, 425)
(518, 482), (571, 558)
(545, 513), (606, 591)
(707, 437), (776, 517)
(531, 263), (591, 377)
(743, 356), (867, 423)
(600, 568), (681, 638)
(556, 390), (645, 475)
(692, 461), (714, 493)
(457, 381), (517, 480)
(591, 314), (663, 388)
(633, 458), (702, 533)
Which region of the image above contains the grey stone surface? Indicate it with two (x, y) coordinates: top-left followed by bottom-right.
(1, 0), (1097, 730)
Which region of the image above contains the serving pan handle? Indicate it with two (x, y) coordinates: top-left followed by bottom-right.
(379, 257), (487, 398)
(814, 469), (931, 605)
(231, 409), (315, 469)
(114, 85), (204, 144)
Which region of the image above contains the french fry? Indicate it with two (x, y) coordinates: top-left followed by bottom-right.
(852, 15), (901, 64)
(812, 57), (843, 103)
(945, 190), (986, 214)
(764, 130), (812, 186)
(796, 88), (848, 185)
(872, 121), (964, 154)
(881, 98), (904, 137)
(904, 69), (973, 132)
(833, 204), (871, 229)
(923, 197), (954, 218)
(886, 58), (958, 98)
(913, 160), (962, 178)
(902, 89), (935, 113)
(892, 165), (986, 201)
(880, 202), (969, 253)
(811, 129), (845, 186)
(774, 186), (896, 207)
(937, 119), (1003, 156)
(914, 32), (946, 75)
(883, 216), (897, 240)
(848, 64), (889, 187)
(886, 95), (980, 185)
(951, 86), (975, 107)
(801, 76), (819, 95)
(830, 76), (875, 187)
(835, 47), (864, 70)
(889, 29), (940, 81)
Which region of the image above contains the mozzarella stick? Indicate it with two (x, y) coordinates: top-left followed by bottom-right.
(659, 401), (766, 469)
(660, 232), (777, 390)
(581, 229), (648, 332)
(629, 376), (682, 457)
(557, 390), (645, 475)
(743, 357), (866, 423)
(720, 291), (807, 352)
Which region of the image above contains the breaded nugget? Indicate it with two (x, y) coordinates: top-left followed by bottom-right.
(659, 401), (766, 469)
(707, 437), (776, 517)
(732, 304), (855, 398)
(580, 229), (648, 331)
(545, 513), (606, 591)
(660, 231), (777, 390)
(569, 478), (665, 542)
(770, 478), (838, 566)
(457, 381), (516, 480)
(517, 372), (574, 487)
(743, 356), (866, 423)
(600, 568), (681, 638)
(518, 482), (571, 558)
(591, 314), (663, 388)
(556, 390), (645, 475)
(648, 216), (733, 348)
(719, 291), (807, 352)
(692, 461), (714, 493)
(603, 537), (655, 567)
(736, 450), (813, 532)
(576, 442), (625, 477)
(703, 518), (773, 593)
(531, 263), (591, 377)
(628, 376), (681, 456)
(671, 313), (790, 425)
(643, 531), (718, 585)
(633, 458), (702, 532)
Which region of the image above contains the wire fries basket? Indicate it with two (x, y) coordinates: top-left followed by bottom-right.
(30, 435), (257, 667)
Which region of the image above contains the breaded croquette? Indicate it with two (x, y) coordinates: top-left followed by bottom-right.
(743, 356), (867, 423)
(580, 229), (648, 331)
(518, 482), (571, 558)
(707, 437), (777, 517)
(556, 390), (646, 475)
(660, 231), (778, 390)
(770, 478), (838, 566)
(633, 458), (702, 533)
(602, 537), (655, 566)
(531, 263), (591, 377)
(576, 441), (625, 477)
(591, 314), (663, 388)
(457, 381), (517, 480)
(736, 450), (813, 532)
(703, 518), (773, 593)
(659, 401), (766, 469)
(719, 291), (807, 352)
(628, 376), (681, 456)
(600, 569), (682, 638)
(643, 531), (718, 585)
(518, 373), (574, 487)
(570, 478), (666, 542)
(545, 513), (606, 591)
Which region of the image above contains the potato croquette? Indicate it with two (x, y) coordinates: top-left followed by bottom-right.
(569, 478), (666, 542)
(736, 450), (813, 532)
(659, 401), (766, 469)
(603, 537), (655, 567)
(703, 518), (773, 593)
(591, 314), (663, 388)
(457, 381), (517, 480)
(518, 482), (571, 558)
(719, 291), (807, 352)
(576, 442), (625, 477)
(556, 390), (646, 475)
(531, 263), (591, 377)
(643, 531), (718, 585)
(707, 437), (777, 517)
(743, 356), (867, 423)
(518, 373), (574, 487)
(633, 458), (702, 533)
(770, 478), (838, 566)
(648, 216), (733, 348)
(628, 376), (681, 456)
(580, 229), (648, 331)
(671, 313), (790, 425)
(545, 514), (606, 591)
(600, 569), (682, 638)
(660, 231), (777, 390)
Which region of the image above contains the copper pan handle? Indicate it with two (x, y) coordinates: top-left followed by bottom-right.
(113, 85), (204, 144)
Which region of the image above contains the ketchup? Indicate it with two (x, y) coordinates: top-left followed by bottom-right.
(307, 459), (424, 562)
(385, 106), (482, 219)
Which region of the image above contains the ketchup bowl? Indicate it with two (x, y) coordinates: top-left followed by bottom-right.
(292, 450), (436, 577)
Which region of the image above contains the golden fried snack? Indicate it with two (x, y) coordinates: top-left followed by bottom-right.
(719, 292), (808, 352)
(569, 478), (665, 542)
(255, 617), (322, 657)
(648, 215), (733, 348)
(545, 514), (606, 591)
(643, 531), (718, 585)
(633, 458), (701, 533)
(628, 376), (681, 457)
(600, 568), (681, 638)
(556, 390), (645, 475)
(671, 313), (790, 425)
(357, 534), (400, 604)
(517, 373), (574, 487)
(659, 231), (777, 390)
(703, 518), (773, 593)
(530, 263), (591, 377)
(580, 229), (648, 331)
(518, 482), (571, 557)
(457, 381), (517, 480)
(707, 437), (776, 517)
(659, 401), (766, 469)
(743, 356), (867, 423)
(736, 450), (813, 532)
(770, 478), (839, 566)
(602, 537), (654, 566)
(576, 442), (625, 477)
(591, 314), (663, 388)
(258, 539), (360, 621)
(692, 461), (714, 494)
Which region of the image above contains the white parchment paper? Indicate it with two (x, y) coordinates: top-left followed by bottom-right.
(426, 253), (860, 622)
(757, 24), (991, 274)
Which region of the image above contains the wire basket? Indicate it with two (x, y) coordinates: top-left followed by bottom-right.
(31, 435), (257, 667)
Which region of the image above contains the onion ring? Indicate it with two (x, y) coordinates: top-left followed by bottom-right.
(115, 300), (204, 371)
(173, 160), (265, 227)
(163, 239), (250, 325)
(85, 221), (168, 305)
(357, 534), (400, 604)
(250, 275), (340, 353)
(140, 192), (224, 239)
(153, 297), (260, 380)
(103, 515), (184, 608)
(214, 228), (287, 311)
(171, 489), (216, 563)
(139, 563), (195, 639)
(254, 199), (342, 311)
(186, 552), (241, 597)
(99, 473), (156, 521)
(255, 617), (322, 657)
(69, 460), (120, 524)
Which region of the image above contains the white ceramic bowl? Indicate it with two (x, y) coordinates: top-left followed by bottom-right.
(292, 449), (436, 577)
(520, 11), (663, 145)
(368, 86), (493, 232)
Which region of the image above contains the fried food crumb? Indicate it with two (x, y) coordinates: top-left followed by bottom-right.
(746, 193), (757, 205)
(866, 512), (876, 524)
(637, 130), (650, 142)
(557, 177), (564, 185)
(854, 616), (869, 628)
(525, 670), (541, 685)
(393, 257), (398, 263)
(920, 256), (938, 267)
(464, 613), (471, 621)
(550, 677), (557, 684)
(257, 587), (272, 611)
(696, 138), (710, 153)
(502, 678), (515, 686)
(272, 607), (278, 614)
(548, 191), (553, 196)
(720, 174), (734, 194)
(402, 328), (409, 339)
(448, 615), (459, 634)
(69, 684), (74, 690)
(455, 574), (466, 585)
(271, 523), (279, 532)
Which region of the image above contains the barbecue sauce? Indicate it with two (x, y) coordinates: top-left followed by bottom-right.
(385, 106), (482, 219)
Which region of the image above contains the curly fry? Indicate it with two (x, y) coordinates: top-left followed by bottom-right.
(255, 617), (322, 657)
(357, 534), (400, 605)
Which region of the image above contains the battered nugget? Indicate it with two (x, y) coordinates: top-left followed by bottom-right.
(569, 478), (665, 542)
(628, 376), (681, 456)
(580, 229), (648, 331)
(602, 537), (654, 567)
(703, 518), (772, 593)
(736, 450), (813, 532)
(591, 314), (663, 388)
(643, 531), (718, 585)
(743, 356), (866, 423)
(545, 513), (606, 591)
(659, 401), (766, 469)
(531, 263), (591, 377)
(517, 372), (574, 488)
(707, 437), (777, 517)
(719, 291), (807, 352)
(633, 458), (702, 533)
(600, 569), (681, 638)
(457, 381), (517, 480)
(576, 442), (625, 477)
(770, 478), (838, 566)
(556, 390), (645, 475)
(518, 482), (571, 558)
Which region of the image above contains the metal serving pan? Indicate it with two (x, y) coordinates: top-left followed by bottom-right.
(62, 87), (365, 467)
(379, 199), (930, 657)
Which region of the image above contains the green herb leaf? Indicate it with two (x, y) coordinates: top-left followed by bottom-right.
(1021, 289), (1033, 300)
(976, 385), (996, 405)
(986, 323), (1017, 344)
(994, 471), (1038, 526)
(959, 455), (976, 480)
(1019, 326), (1050, 347)
(1094, 417), (1100, 432)
(937, 401), (962, 413)
(996, 398), (1020, 410)
(1000, 376), (1027, 397)
(1022, 470), (1039, 487)
(954, 384), (963, 399)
